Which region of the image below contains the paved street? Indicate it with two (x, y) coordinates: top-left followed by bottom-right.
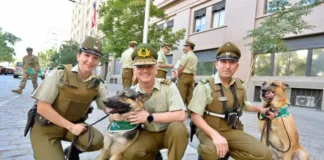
(0, 75), (324, 160)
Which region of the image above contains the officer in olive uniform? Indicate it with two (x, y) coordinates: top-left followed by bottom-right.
(30, 36), (108, 160)
(120, 41), (138, 88)
(109, 43), (189, 160)
(188, 42), (275, 160)
(156, 43), (174, 79)
(12, 47), (40, 94)
(177, 40), (198, 106)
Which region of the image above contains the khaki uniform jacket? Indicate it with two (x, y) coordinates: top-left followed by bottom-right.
(132, 78), (186, 132)
(120, 48), (134, 69)
(157, 49), (169, 72)
(32, 64), (108, 110)
(23, 55), (40, 71)
(179, 51), (198, 74)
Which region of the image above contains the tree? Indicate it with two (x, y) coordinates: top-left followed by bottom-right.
(38, 49), (56, 69)
(0, 27), (21, 62)
(50, 40), (79, 67)
(99, 0), (186, 58)
(244, 0), (323, 87)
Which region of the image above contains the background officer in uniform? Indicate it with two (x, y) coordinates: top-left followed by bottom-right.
(120, 41), (137, 88)
(188, 42), (276, 160)
(156, 43), (174, 79)
(30, 36), (109, 160)
(177, 40), (198, 107)
(12, 47), (40, 94)
(110, 43), (188, 160)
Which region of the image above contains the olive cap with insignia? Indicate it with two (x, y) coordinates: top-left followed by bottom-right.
(183, 40), (195, 47)
(26, 47), (33, 51)
(162, 43), (172, 50)
(216, 42), (241, 61)
(80, 36), (103, 57)
(131, 43), (158, 66)
(129, 41), (138, 45)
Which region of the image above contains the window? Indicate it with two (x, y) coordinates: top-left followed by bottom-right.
(157, 24), (164, 30)
(196, 62), (215, 76)
(194, 8), (206, 32)
(254, 53), (272, 76)
(311, 48), (324, 77)
(212, 0), (226, 28)
(166, 20), (174, 29)
(265, 0), (288, 14)
(273, 50), (308, 76)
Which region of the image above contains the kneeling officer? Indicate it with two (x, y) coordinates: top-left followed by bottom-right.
(29, 36), (108, 160)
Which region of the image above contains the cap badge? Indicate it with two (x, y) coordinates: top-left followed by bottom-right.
(138, 48), (150, 58)
(225, 52), (230, 55)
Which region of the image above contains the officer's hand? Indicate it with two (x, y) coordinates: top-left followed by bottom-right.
(127, 110), (149, 124)
(70, 124), (87, 136)
(169, 64), (174, 68)
(212, 134), (229, 158)
(260, 108), (277, 120)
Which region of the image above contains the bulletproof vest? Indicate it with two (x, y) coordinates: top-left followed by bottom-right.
(51, 64), (99, 122)
(203, 76), (245, 131)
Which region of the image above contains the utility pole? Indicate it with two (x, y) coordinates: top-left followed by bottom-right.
(143, 0), (151, 43)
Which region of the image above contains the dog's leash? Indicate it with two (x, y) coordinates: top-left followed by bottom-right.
(66, 114), (109, 160)
(260, 106), (291, 153)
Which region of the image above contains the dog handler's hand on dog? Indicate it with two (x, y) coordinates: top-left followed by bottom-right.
(260, 108), (277, 120)
(127, 110), (149, 124)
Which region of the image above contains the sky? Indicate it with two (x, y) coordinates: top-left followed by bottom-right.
(0, 0), (73, 59)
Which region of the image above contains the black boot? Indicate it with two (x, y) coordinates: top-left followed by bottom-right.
(64, 145), (83, 160)
(155, 151), (163, 160)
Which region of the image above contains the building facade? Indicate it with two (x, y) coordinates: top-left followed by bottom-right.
(104, 0), (324, 110)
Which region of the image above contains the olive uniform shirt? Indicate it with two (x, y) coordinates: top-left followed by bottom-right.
(157, 49), (169, 72)
(132, 78), (186, 132)
(188, 72), (251, 116)
(179, 51), (198, 74)
(32, 64), (108, 110)
(120, 48), (134, 69)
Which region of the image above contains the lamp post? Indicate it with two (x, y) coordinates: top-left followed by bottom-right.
(143, 0), (151, 43)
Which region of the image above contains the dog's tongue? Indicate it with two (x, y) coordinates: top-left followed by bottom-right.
(265, 91), (275, 99)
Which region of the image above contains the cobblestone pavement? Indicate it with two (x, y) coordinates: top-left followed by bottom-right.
(0, 75), (323, 160)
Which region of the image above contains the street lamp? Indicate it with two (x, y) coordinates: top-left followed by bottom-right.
(143, 0), (151, 43)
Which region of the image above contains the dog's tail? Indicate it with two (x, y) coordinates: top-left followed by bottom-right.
(292, 147), (310, 160)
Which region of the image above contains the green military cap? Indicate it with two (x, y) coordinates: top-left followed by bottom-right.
(216, 42), (241, 61)
(162, 43), (172, 49)
(131, 43), (158, 66)
(183, 40), (195, 47)
(129, 41), (138, 45)
(26, 47), (33, 51)
(80, 36), (103, 57)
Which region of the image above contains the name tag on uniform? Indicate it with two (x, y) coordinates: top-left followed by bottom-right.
(218, 96), (228, 102)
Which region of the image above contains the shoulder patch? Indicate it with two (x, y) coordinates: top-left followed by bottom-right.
(200, 78), (209, 84)
(100, 78), (105, 84)
(57, 65), (65, 70)
(160, 79), (171, 85)
(238, 78), (244, 83)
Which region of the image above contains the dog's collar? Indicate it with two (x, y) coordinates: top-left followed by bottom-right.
(261, 105), (290, 119)
(108, 120), (139, 132)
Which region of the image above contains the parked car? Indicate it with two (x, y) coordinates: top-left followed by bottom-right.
(13, 62), (23, 78)
(0, 66), (14, 75)
(41, 67), (53, 80)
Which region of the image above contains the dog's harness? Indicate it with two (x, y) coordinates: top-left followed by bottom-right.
(258, 104), (292, 153)
(108, 120), (139, 132)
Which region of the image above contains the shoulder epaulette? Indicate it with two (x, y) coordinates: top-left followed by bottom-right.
(200, 78), (209, 84)
(160, 79), (171, 85)
(100, 78), (105, 84)
(57, 65), (65, 70)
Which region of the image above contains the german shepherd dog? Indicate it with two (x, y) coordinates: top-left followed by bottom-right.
(97, 88), (151, 160)
(258, 81), (310, 160)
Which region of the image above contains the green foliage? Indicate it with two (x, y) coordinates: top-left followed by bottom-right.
(38, 49), (56, 69)
(99, 0), (186, 58)
(0, 27), (21, 62)
(245, 0), (323, 54)
(49, 40), (79, 67)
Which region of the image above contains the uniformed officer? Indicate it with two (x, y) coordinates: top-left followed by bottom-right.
(30, 36), (109, 160)
(156, 43), (174, 79)
(188, 42), (276, 160)
(12, 47), (40, 94)
(177, 40), (198, 106)
(120, 41), (137, 88)
(109, 43), (189, 160)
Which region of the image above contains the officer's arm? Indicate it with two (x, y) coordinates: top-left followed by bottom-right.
(34, 57), (40, 72)
(95, 82), (109, 111)
(177, 55), (188, 76)
(157, 62), (172, 68)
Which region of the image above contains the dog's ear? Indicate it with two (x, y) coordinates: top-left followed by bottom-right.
(136, 92), (152, 102)
(282, 82), (289, 89)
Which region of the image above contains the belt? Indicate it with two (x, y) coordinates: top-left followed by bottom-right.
(182, 73), (193, 75)
(204, 110), (225, 118)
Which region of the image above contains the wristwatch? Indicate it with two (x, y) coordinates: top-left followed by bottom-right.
(147, 113), (154, 123)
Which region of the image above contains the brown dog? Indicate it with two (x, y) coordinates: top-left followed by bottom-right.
(97, 88), (151, 160)
(258, 81), (310, 160)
